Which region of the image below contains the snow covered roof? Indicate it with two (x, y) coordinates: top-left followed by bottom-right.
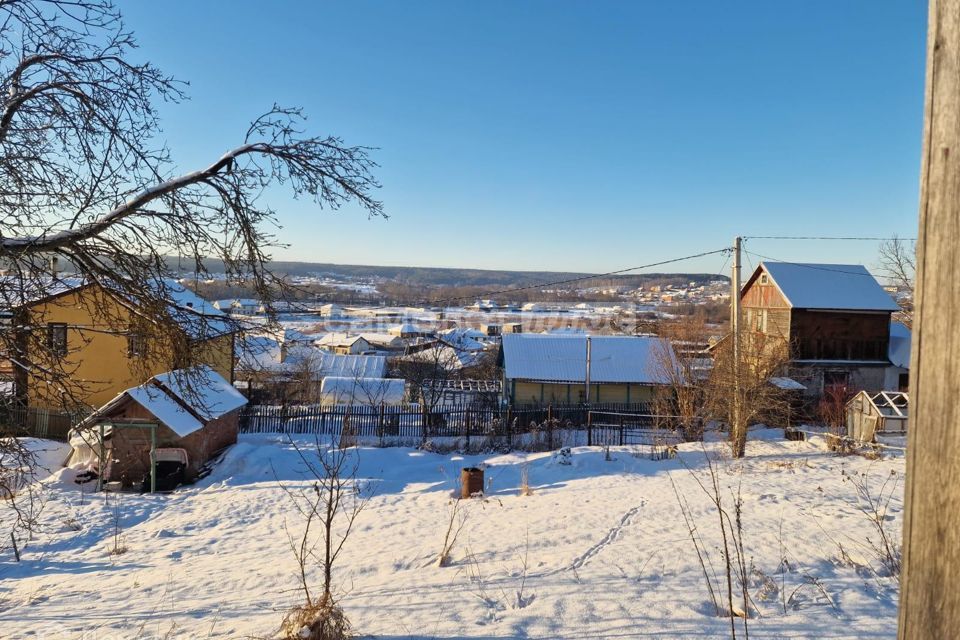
(237, 338), (387, 378)
(153, 366), (248, 422)
(756, 262), (900, 312)
(80, 365), (247, 437)
(319, 377), (406, 405)
(389, 323), (421, 335)
(501, 334), (675, 384)
(399, 344), (484, 371)
(440, 328), (486, 352)
(888, 321), (911, 369)
(357, 333), (404, 347)
(237, 335), (283, 371)
(126, 385), (203, 437)
(161, 280), (234, 339)
(769, 376), (806, 391)
(6, 276), (233, 339)
(305, 352), (387, 378)
(315, 332), (367, 347)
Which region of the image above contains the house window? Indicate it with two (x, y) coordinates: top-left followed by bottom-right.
(760, 274), (769, 285)
(47, 323), (67, 357)
(754, 309), (767, 332)
(127, 331), (147, 357)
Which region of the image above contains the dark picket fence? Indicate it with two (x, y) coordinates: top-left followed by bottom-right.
(237, 401), (680, 448)
(0, 406), (87, 442)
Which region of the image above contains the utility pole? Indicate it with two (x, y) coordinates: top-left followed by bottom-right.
(731, 236), (743, 454)
(899, 1), (960, 636)
(585, 335), (592, 405)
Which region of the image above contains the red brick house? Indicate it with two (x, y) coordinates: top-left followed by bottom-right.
(740, 262), (905, 397)
(69, 365), (247, 486)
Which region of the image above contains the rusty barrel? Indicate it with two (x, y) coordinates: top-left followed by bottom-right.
(461, 467), (484, 499)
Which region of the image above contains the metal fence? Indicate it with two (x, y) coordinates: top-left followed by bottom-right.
(237, 401), (681, 448)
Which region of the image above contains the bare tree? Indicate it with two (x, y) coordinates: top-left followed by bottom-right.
(278, 436), (368, 639)
(0, 0), (381, 397)
(651, 315), (711, 441)
(707, 332), (791, 458)
(392, 340), (479, 412)
(877, 236), (915, 327)
(0, 0), (380, 555)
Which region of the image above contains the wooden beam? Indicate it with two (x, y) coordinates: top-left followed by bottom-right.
(899, 1), (960, 637)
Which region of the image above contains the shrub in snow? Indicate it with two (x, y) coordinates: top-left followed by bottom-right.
(552, 447), (572, 466)
(279, 598), (352, 640)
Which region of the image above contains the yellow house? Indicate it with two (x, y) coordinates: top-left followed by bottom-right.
(12, 279), (235, 411)
(499, 334), (675, 406)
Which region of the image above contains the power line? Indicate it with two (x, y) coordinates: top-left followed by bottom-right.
(420, 247), (732, 307)
(743, 235), (916, 241)
(715, 251), (731, 280)
(743, 249), (882, 277)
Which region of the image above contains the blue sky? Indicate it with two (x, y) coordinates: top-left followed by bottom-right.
(121, 1), (927, 275)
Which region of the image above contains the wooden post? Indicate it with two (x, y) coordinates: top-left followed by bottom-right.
(465, 409), (471, 450)
(149, 425), (156, 494)
(97, 422), (105, 492)
(899, 2), (960, 637)
(731, 235), (743, 456)
(378, 403), (385, 447)
(421, 404), (428, 444)
(587, 411), (593, 447)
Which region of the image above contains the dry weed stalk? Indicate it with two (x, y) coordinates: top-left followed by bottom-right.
(437, 497), (468, 567)
(844, 468), (903, 579)
(519, 462), (533, 497)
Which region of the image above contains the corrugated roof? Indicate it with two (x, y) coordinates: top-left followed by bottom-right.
(311, 352), (387, 378)
(237, 338), (387, 378)
(759, 262), (900, 311)
(501, 334), (675, 384)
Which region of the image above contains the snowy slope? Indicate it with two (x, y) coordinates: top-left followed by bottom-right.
(0, 431), (903, 639)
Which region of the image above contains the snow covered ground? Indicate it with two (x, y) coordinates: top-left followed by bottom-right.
(0, 431), (903, 639)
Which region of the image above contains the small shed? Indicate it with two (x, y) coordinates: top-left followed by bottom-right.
(846, 390), (909, 442)
(68, 366), (247, 486)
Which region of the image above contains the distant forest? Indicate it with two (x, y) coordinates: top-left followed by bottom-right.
(180, 258), (729, 307)
(176, 257), (728, 306)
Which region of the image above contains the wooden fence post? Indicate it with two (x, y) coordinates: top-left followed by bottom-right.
(378, 403), (385, 447)
(421, 404), (428, 444)
(899, 2), (960, 636)
(587, 411), (593, 447)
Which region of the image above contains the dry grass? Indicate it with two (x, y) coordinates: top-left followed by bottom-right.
(279, 598), (353, 640)
(519, 462), (533, 497)
(437, 498), (468, 567)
